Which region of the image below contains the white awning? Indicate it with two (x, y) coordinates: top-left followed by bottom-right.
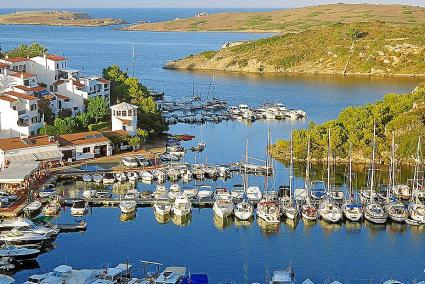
(34, 150), (63, 161)
(0, 161), (40, 184)
(6, 153), (37, 163)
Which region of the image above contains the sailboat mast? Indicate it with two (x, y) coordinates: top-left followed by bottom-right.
(289, 131), (293, 201)
(265, 126), (271, 196)
(306, 136), (310, 192)
(244, 138), (249, 191)
(349, 142), (353, 201)
(370, 124), (376, 203)
(327, 129), (331, 194)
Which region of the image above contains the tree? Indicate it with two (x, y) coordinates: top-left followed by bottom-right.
(75, 112), (91, 130)
(137, 129), (149, 143)
(40, 125), (58, 136)
(128, 136), (142, 150)
(7, 43), (47, 58)
(87, 96), (109, 123)
(38, 98), (54, 124)
(54, 117), (77, 135)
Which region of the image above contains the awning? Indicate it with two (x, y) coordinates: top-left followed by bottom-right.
(0, 161), (40, 184)
(6, 153), (37, 163)
(34, 150), (63, 161)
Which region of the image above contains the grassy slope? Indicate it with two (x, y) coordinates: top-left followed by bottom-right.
(124, 4), (425, 32)
(0, 11), (126, 26)
(164, 22), (425, 76)
(269, 84), (425, 165)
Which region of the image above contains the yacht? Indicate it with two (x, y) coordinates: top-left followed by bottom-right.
(0, 218), (41, 231)
(246, 186), (262, 203)
(70, 200), (89, 217)
(257, 200), (280, 224)
(269, 265), (295, 284)
(154, 185), (168, 200)
(168, 184), (181, 200)
(182, 188), (198, 199)
(319, 200), (343, 223)
(43, 200), (61, 216)
(172, 195), (192, 217)
(387, 202), (408, 223)
(0, 244), (40, 260)
(197, 185), (214, 199)
(24, 201), (43, 215)
(0, 230), (48, 246)
(234, 201), (253, 221)
(154, 201), (172, 219)
(213, 189), (234, 218)
(11, 223), (59, 239)
(119, 199), (137, 214)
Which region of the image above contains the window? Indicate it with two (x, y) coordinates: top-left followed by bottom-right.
(117, 111), (121, 116)
(56, 63), (59, 69)
(113, 110), (116, 116)
(122, 111), (127, 116)
(12, 106), (16, 110)
(31, 117), (38, 123)
(24, 80), (30, 86)
(30, 104), (37, 111)
(50, 85), (53, 92)
(82, 147), (90, 153)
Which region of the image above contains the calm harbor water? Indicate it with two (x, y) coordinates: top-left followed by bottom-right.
(1, 8), (424, 283)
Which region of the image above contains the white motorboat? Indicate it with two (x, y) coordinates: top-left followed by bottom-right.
(392, 184), (411, 201)
(0, 245), (40, 260)
(115, 172), (127, 182)
(11, 223), (59, 239)
(140, 171), (154, 182)
(319, 200), (343, 223)
(231, 184), (245, 200)
(43, 200), (61, 216)
(197, 185), (214, 199)
(257, 200), (280, 224)
(364, 203), (387, 224)
(152, 169), (166, 183)
(39, 184), (56, 198)
(0, 218), (37, 231)
(213, 199), (234, 218)
(408, 202), (425, 224)
(168, 184), (181, 200)
(103, 173), (115, 184)
(154, 201), (172, 217)
(127, 172), (139, 182)
(387, 202), (408, 223)
(0, 230), (48, 246)
(92, 174), (103, 184)
(342, 202), (363, 222)
(182, 188), (198, 199)
(82, 174), (92, 182)
(24, 201), (43, 215)
(246, 186), (262, 203)
(119, 199), (137, 214)
(82, 189), (97, 198)
(70, 200), (89, 217)
(154, 185), (168, 200)
(269, 264), (295, 284)
(172, 195), (192, 217)
(234, 201), (253, 221)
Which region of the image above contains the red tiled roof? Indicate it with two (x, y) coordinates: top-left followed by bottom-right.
(53, 80), (65, 86)
(58, 131), (110, 147)
(13, 85), (31, 91)
(54, 93), (69, 101)
(73, 80), (85, 89)
(0, 136), (57, 151)
(0, 63), (9, 68)
(0, 96), (17, 103)
(98, 78), (110, 84)
(9, 72), (35, 79)
(46, 54), (66, 61)
(3, 91), (37, 101)
(5, 57), (28, 63)
(31, 86), (46, 92)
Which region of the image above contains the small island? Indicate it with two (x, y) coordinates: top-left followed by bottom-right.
(0, 10), (127, 27)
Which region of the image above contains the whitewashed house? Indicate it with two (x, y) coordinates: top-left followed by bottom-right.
(110, 102), (138, 136)
(58, 131), (112, 161)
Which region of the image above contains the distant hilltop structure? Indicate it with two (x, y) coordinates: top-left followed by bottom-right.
(221, 41), (245, 49)
(194, 12), (209, 18)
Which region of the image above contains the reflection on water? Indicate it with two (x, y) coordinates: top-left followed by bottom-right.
(257, 218), (280, 235)
(120, 211), (137, 222)
(172, 214), (192, 227)
(318, 219), (342, 233)
(154, 211), (171, 224)
(213, 214), (234, 230)
(234, 217), (254, 228)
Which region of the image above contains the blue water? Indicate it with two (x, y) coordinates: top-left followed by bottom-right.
(0, 8), (424, 283)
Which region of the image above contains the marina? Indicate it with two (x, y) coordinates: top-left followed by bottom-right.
(0, 7), (424, 284)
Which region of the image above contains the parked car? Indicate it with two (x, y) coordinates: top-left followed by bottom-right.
(135, 155), (151, 167)
(0, 191), (18, 202)
(122, 157), (139, 168)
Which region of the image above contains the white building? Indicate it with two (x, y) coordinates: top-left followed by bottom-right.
(110, 102), (138, 137)
(58, 131), (112, 161)
(0, 91), (43, 137)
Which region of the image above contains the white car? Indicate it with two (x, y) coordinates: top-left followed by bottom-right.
(122, 157), (139, 168)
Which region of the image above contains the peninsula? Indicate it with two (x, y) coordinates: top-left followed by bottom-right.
(123, 4), (425, 33)
(0, 10), (126, 27)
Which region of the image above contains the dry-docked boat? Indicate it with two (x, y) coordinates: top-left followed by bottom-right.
(81, 174), (92, 183)
(127, 172), (139, 182)
(102, 173), (115, 184)
(115, 172), (127, 182)
(82, 189), (97, 198)
(172, 195), (192, 217)
(152, 169), (166, 183)
(92, 174), (103, 184)
(39, 184), (56, 198)
(140, 171), (154, 182)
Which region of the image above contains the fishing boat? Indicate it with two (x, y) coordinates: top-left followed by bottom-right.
(342, 143), (363, 222)
(43, 199), (61, 216)
(172, 195), (192, 217)
(0, 245), (40, 260)
(364, 125), (388, 224)
(197, 185), (214, 199)
(24, 201), (43, 215)
(70, 200), (89, 217)
(92, 174), (103, 184)
(119, 199), (137, 214)
(81, 174), (92, 183)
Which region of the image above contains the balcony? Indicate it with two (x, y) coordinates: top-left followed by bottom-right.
(18, 110), (27, 116)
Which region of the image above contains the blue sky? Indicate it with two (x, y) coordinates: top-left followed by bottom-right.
(1, 0), (424, 8)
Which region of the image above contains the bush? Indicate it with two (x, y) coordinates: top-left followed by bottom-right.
(88, 122), (110, 131)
